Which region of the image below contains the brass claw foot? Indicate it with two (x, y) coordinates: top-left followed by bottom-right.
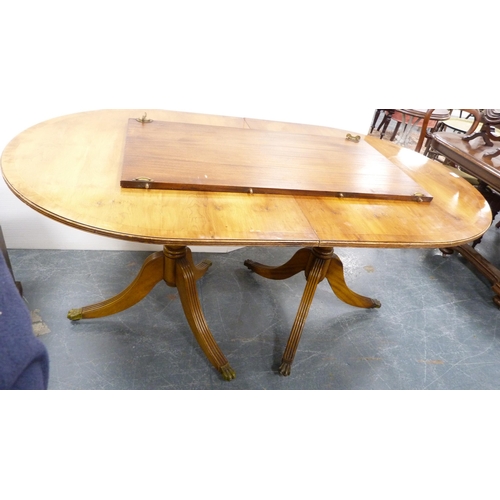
(220, 363), (236, 381)
(279, 361), (292, 376)
(67, 308), (83, 321)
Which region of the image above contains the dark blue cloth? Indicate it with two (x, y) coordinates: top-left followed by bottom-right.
(0, 252), (49, 389)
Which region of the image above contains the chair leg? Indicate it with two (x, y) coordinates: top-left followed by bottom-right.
(389, 121), (401, 141)
(377, 117), (387, 134)
(377, 110), (394, 139)
(370, 109), (382, 133)
(379, 117), (391, 138)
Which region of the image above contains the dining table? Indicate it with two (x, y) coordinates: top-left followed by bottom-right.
(0, 109), (491, 380)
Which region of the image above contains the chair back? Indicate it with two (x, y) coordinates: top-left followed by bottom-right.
(416, 109), (482, 153)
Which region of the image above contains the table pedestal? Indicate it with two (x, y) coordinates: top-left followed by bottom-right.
(244, 247), (381, 376)
(67, 246), (381, 379)
(67, 246), (236, 381)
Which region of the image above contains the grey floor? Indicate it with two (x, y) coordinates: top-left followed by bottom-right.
(10, 215), (500, 389)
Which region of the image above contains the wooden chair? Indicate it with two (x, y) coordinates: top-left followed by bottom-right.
(463, 109), (500, 157)
(416, 109), (482, 185)
(419, 109), (495, 248)
(369, 109), (398, 139)
(370, 109), (425, 142)
(371, 109), (449, 146)
(416, 109), (482, 154)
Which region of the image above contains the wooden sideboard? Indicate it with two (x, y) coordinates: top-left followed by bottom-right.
(429, 131), (500, 306)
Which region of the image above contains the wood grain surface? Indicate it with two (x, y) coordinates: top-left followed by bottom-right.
(1, 109), (491, 248)
(121, 118), (432, 202)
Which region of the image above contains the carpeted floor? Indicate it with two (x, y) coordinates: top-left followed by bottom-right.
(11, 211), (500, 389)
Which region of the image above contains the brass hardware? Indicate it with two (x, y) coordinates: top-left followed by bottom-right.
(67, 308), (83, 321)
(134, 177), (153, 189)
(413, 192), (424, 202)
(220, 363), (236, 381)
(136, 112), (153, 123)
(248, 188), (253, 194)
(346, 134), (361, 143)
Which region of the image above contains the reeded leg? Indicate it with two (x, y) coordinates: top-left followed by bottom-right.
(279, 252), (329, 376)
(246, 246), (380, 376)
(68, 246), (234, 381)
(67, 251), (164, 320)
(168, 247), (235, 380)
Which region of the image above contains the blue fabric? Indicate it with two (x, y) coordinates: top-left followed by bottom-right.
(0, 252), (49, 389)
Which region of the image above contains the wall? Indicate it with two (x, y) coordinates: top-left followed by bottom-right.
(0, 2), (483, 250)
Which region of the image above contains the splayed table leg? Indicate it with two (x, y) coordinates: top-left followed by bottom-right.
(68, 245), (235, 380)
(245, 247), (380, 376)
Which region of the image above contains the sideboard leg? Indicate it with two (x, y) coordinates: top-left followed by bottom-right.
(454, 244), (500, 308)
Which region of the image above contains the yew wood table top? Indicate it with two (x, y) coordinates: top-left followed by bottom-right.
(0, 110), (492, 380)
(0, 109), (490, 249)
(120, 117), (432, 201)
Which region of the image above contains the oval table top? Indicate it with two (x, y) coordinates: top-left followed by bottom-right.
(0, 109), (491, 249)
